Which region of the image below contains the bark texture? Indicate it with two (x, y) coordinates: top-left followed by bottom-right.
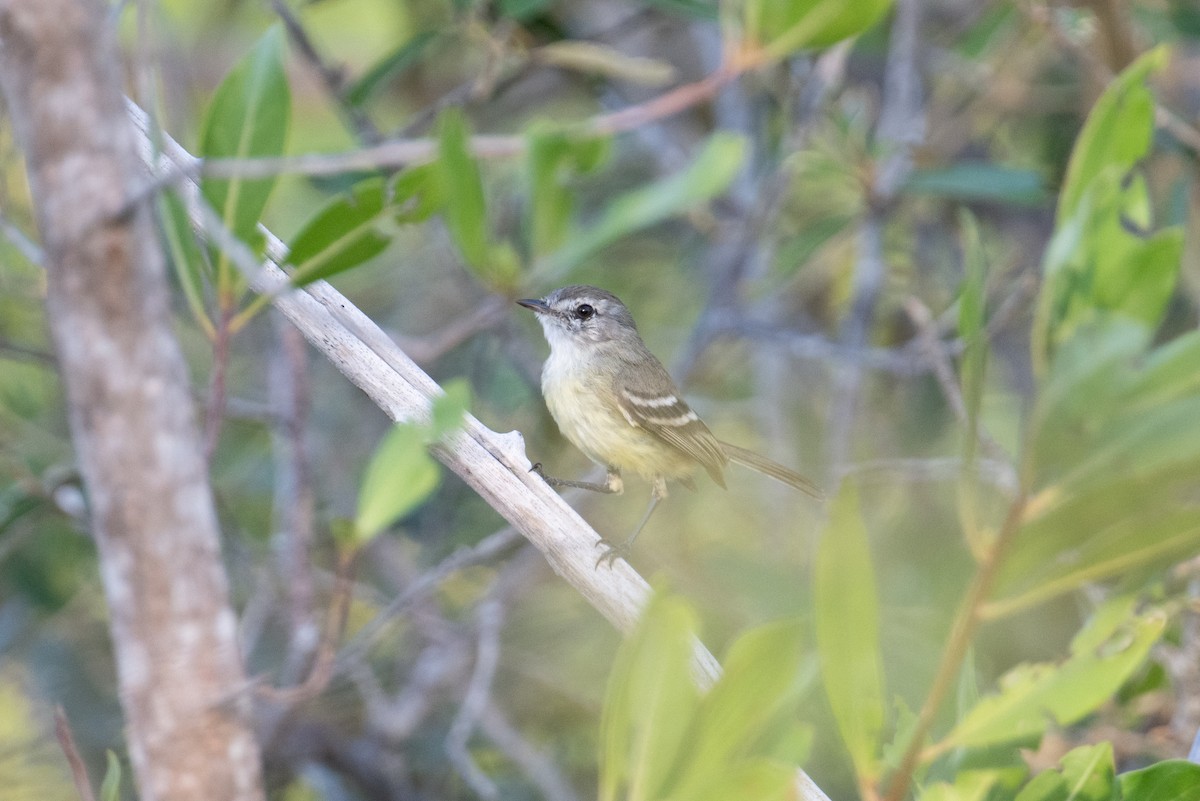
(0, 2), (264, 799)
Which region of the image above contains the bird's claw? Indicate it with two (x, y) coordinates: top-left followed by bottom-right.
(595, 538), (630, 569)
(529, 462), (545, 476)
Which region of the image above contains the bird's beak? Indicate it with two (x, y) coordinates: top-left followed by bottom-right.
(516, 297), (550, 314)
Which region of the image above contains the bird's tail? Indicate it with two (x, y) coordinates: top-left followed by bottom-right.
(720, 441), (824, 499)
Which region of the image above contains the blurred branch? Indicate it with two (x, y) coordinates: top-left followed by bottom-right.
(446, 596), (504, 800)
(269, 0), (382, 144)
(192, 46), (759, 181)
(479, 702), (582, 801)
(0, 338), (56, 366)
(0, 212), (44, 265)
(53, 707), (97, 801)
(269, 313), (320, 683)
(826, 0), (926, 478)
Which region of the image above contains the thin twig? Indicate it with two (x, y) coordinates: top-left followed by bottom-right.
(882, 490), (1029, 801)
(53, 707), (98, 801)
(446, 597), (505, 800)
(480, 702), (582, 801)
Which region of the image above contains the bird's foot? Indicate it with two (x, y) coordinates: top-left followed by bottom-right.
(595, 537), (632, 569)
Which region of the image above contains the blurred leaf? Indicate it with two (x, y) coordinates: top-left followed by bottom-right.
(288, 178), (393, 286)
(526, 128), (610, 257)
(436, 109), (490, 270)
(671, 619), (806, 798)
(1014, 743), (1116, 801)
(941, 608), (1165, 749)
(598, 593), (700, 801)
(500, 0), (552, 20)
(745, 0), (893, 59)
(345, 32), (438, 107)
(100, 751), (122, 801)
(1118, 760), (1200, 800)
(158, 191), (214, 337)
(1057, 47), (1165, 223)
(536, 41), (675, 85)
(957, 210), (988, 551)
(905, 163), (1048, 207)
(541, 133), (746, 277)
(677, 759), (795, 801)
(200, 26), (291, 245)
(644, 0), (718, 19)
(393, 162), (445, 224)
(1127, 329), (1200, 410)
(922, 771), (1004, 801)
(815, 485), (885, 780)
(354, 423), (440, 544)
(431, 378), (471, 440)
(1032, 48), (1179, 372)
(1014, 773), (1068, 801)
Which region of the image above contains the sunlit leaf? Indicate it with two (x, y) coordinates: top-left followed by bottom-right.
(815, 485), (885, 780)
(1057, 47), (1166, 223)
(354, 423), (440, 544)
(942, 608), (1165, 748)
(677, 759), (795, 801)
(431, 378), (471, 440)
(598, 593), (700, 801)
(540, 133), (746, 277)
(745, 0), (893, 60)
(536, 41), (675, 85)
(200, 26), (291, 245)
(671, 619), (806, 798)
(1118, 760), (1200, 801)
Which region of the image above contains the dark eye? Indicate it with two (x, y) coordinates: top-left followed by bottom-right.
(575, 303), (595, 319)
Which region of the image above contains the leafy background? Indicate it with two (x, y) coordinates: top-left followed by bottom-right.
(3, 1), (1200, 800)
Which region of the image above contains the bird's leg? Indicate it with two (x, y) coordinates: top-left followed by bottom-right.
(531, 463), (623, 495)
(596, 478), (667, 568)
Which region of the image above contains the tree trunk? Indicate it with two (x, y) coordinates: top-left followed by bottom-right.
(0, 1), (265, 799)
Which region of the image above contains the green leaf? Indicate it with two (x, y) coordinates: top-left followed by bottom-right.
(200, 26), (291, 245)
(676, 759), (795, 801)
(1118, 760), (1200, 801)
(1032, 48), (1180, 372)
(1056, 743), (1117, 801)
(158, 191), (214, 337)
(671, 619), (806, 798)
(746, 0), (894, 60)
(526, 128), (610, 257)
(598, 593), (701, 801)
(540, 133), (746, 277)
(431, 378), (471, 440)
(354, 423), (440, 544)
(941, 608), (1165, 749)
(436, 109), (490, 270)
(345, 31), (438, 107)
(1014, 743), (1117, 801)
(1057, 47), (1166, 223)
(288, 178), (393, 286)
(815, 485), (885, 781)
(906, 163), (1049, 207)
(99, 750), (121, 801)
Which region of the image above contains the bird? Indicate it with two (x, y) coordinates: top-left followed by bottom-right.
(518, 284), (822, 566)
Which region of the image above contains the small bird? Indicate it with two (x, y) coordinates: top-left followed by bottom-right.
(518, 285), (822, 566)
